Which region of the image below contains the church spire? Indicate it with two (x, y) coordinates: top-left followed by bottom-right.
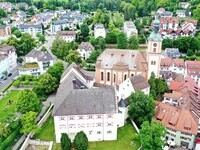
(153, 15), (160, 33)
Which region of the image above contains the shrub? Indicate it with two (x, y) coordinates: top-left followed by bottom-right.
(74, 131), (88, 150)
(13, 80), (20, 87)
(195, 51), (200, 56)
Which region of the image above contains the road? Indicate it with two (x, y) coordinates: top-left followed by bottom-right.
(0, 67), (18, 92)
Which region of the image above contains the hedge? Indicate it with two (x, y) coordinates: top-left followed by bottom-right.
(0, 126), (22, 150)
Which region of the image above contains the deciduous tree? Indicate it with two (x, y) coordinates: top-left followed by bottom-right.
(128, 91), (155, 126)
(66, 50), (82, 65)
(16, 89), (41, 114)
(134, 121), (166, 150)
(21, 111), (39, 134)
(117, 32), (127, 49)
(128, 36), (139, 49)
(47, 61), (64, 82)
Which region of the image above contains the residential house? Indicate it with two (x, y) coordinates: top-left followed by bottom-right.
(180, 20), (197, 37)
(185, 61), (200, 86)
(18, 50), (54, 76)
(0, 45), (17, 78)
(160, 11), (173, 18)
(160, 17), (179, 32)
(57, 31), (76, 43)
(19, 24), (43, 37)
(16, 10), (27, 22)
(123, 21), (138, 38)
(179, 2), (191, 9)
(53, 63), (117, 143)
(0, 2), (13, 12)
(154, 102), (198, 150)
(176, 10), (187, 18)
(77, 42), (94, 60)
(118, 75), (150, 100)
(163, 91), (183, 106)
(1, 18), (11, 25)
(94, 24), (106, 39)
(157, 8), (165, 15)
(160, 58), (185, 75)
(16, 2), (29, 10)
(51, 20), (70, 34)
(0, 25), (11, 36)
(165, 48), (180, 58)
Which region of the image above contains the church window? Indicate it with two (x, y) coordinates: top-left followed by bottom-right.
(101, 72), (104, 81)
(113, 74), (116, 83)
(124, 74), (127, 81)
(107, 72), (110, 81)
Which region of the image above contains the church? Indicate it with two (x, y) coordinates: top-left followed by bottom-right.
(95, 18), (163, 86)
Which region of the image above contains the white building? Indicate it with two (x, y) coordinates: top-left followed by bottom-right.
(18, 50), (54, 76)
(176, 10), (187, 18)
(124, 21), (138, 38)
(94, 24), (106, 39)
(118, 75), (150, 100)
(19, 24), (43, 37)
(0, 45), (17, 78)
(77, 42), (94, 60)
(154, 102), (198, 150)
(160, 58), (185, 75)
(51, 20), (70, 34)
(53, 63), (117, 143)
(57, 31), (76, 43)
(179, 2), (191, 9)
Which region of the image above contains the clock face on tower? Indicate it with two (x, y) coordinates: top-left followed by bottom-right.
(153, 43), (157, 47)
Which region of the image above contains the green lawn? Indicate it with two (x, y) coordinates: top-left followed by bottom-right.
(0, 90), (20, 121)
(34, 117), (140, 150)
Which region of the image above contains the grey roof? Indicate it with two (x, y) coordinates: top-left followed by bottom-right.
(19, 24), (42, 29)
(94, 24), (104, 29)
(78, 42), (94, 51)
(0, 54), (7, 61)
(130, 75), (149, 91)
(26, 50), (53, 61)
(54, 87), (116, 116)
(52, 19), (69, 25)
(176, 10), (186, 14)
(148, 31), (163, 42)
(0, 25), (7, 29)
(0, 45), (15, 52)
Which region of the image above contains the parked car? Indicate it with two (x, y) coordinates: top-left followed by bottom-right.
(8, 73), (12, 77)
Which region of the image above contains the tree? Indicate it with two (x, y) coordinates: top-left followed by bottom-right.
(74, 131), (88, 150)
(135, 121), (166, 150)
(0, 123), (10, 140)
(37, 33), (46, 43)
(16, 89), (41, 114)
(19, 33), (36, 55)
(148, 72), (168, 99)
(128, 91), (155, 126)
(51, 37), (69, 60)
(86, 49), (102, 63)
(13, 30), (22, 38)
(162, 38), (173, 50)
(33, 73), (58, 97)
(0, 9), (6, 19)
(61, 133), (72, 150)
(117, 32), (127, 49)
(128, 36), (139, 49)
(47, 61), (64, 82)
(66, 50), (82, 65)
(41, 46), (47, 51)
(21, 111), (39, 134)
(13, 80), (21, 87)
(106, 31), (117, 44)
(91, 37), (106, 50)
(27, 7), (35, 15)
(193, 4), (200, 22)
(80, 24), (89, 38)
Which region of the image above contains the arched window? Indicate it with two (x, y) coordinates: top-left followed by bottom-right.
(113, 74), (116, 83)
(101, 72), (104, 81)
(107, 72), (110, 81)
(124, 74), (127, 81)
(151, 61), (154, 65)
(153, 48), (156, 52)
(83, 53), (86, 60)
(154, 61), (156, 65)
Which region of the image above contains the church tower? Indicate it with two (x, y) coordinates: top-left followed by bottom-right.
(147, 16), (163, 79)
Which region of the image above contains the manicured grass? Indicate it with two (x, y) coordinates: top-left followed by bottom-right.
(0, 90), (20, 121)
(88, 123), (140, 150)
(34, 117), (140, 150)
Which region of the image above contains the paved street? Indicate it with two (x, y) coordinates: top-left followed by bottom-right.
(0, 67), (18, 92)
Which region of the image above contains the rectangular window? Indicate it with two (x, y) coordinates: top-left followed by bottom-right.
(107, 130), (112, 134)
(97, 131), (101, 134)
(101, 72), (104, 81)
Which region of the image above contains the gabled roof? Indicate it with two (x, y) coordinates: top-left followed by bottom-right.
(154, 102), (198, 135)
(19, 24), (42, 29)
(130, 75), (149, 91)
(26, 50), (53, 62)
(78, 42), (94, 51)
